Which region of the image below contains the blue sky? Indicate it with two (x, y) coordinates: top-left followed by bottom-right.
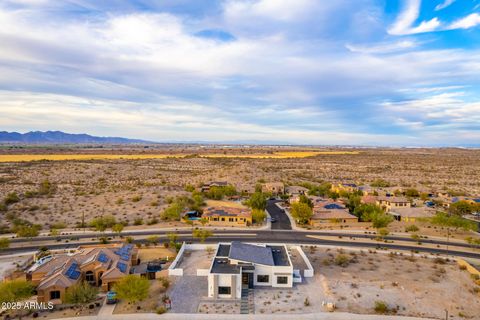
(0, 0), (479, 146)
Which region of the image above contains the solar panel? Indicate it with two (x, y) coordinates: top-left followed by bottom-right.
(65, 262), (81, 279)
(97, 252), (109, 263)
(117, 262), (127, 273)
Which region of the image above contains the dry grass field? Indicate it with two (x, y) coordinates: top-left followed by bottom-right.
(0, 150), (356, 162)
(0, 146), (479, 231)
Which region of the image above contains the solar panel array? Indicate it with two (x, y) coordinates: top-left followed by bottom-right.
(117, 261), (127, 273)
(65, 262), (81, 280)
(97, 252), (109, 263)
(114, 244), (133, 261)
(324, 203), (344, 210)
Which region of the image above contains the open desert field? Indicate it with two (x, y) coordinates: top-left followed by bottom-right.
(0, 146), (479, 231)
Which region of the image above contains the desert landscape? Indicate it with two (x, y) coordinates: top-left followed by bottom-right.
(0, 146), (479, 231)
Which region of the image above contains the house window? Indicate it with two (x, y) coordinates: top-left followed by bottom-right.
(218, 286), (231, 295)
(257, 275), (269, 283)
(221, 217), (225, 221)
(85, 271), (95, 285)
(50, 290), (61, 300)
(229, 218), (234, 222)
(213, 218), (218, 221)
(277, 276), (288, 284)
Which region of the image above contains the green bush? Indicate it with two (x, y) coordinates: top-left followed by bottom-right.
(64, 281), (98, 304)
(374, 300), (389, 314)
(405, 224), (419, 232)
(334, 254), (351, 267)
(113, 275), (150, 303)
(4, 192), (20, 205)
(0, 280), (34, 304)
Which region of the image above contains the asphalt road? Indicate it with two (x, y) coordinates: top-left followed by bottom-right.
(266, 199), (292, 230)
(4, 230), (480, 259)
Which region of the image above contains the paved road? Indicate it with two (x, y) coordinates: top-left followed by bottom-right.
(4, 230), (480, 259)
(266, 200), (292, 230)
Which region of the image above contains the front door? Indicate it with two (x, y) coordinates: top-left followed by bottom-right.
(242, 273), (253, 289)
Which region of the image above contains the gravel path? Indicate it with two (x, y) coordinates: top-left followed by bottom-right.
(169, 275), (207, 313)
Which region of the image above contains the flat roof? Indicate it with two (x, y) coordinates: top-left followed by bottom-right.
(210, 258), (240, 274)
(217, 244), (231, 257)
(267, 245), (290, 266)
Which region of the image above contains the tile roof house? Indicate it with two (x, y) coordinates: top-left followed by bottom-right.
(203, 206), (252, 226)
(261, 182), (285, 195)
(376, 196), (411, 212)
(201, 181), (228, 192)
(310, 198), (358, 225)
(208, 242), (293, 299)
(29, 244), (138, 303)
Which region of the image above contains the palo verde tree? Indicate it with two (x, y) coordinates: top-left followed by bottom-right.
(113, 275), (150, 303)
(290, 202), (313, 224)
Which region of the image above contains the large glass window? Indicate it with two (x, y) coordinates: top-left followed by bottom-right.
(257, 275), (269, 283)
(277, 276), (288, 284)
(218, 286), (231, 295)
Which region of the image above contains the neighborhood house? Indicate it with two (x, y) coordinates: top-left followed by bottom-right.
(207, 242), (293, 299)
(29, 244), (138, 303)
(310, 199), (358, 224)
(376, 196), (411, 212)
(203, 206), (253, 226)
(261, 182), (285, 195)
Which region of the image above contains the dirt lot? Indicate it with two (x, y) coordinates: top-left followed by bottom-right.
(0, 147), (479, 232)
(303, 247), (480, 319)
(178, 249), (214, 275)
(137, 247), (177, 262)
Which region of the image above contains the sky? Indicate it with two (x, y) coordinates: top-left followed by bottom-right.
(0, 0), (480, 146)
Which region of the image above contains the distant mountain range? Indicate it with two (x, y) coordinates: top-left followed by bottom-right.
(0, 131), (151, 144)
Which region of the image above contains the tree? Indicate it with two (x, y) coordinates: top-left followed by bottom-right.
(370, 179), (391, 188)
(161, 203), (183, 221)
(0, 237), (10, 250)
(15, 225), (40, 238)
(353, 204), (383, 221)
(89, 215), (116, 232)
(192, 229), (213, 243)
(252, 209), (267, 224)
(298, 195), (313, 208)
(199, 217), (208, 226)
(113, 275), (150, 303)
(430, 212), (476, 231)
(449, 201), (475, 216)
(377, 228), (389, 240)
(64, 281), (98, 304)
(372, 213), (393, 229)
(146, 235), (160, 245)
(290, 202), (313, 224)
(246, 192), (267, 210)
(0, 280), (34, 304)
(112, 223), (124, 236)
(405, 188), (420, 198)
(167, 232), (178, 247)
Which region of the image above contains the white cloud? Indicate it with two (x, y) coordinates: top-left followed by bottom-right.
(345, 40), (419, 54)
(435, 0), (456, 11)
(447, 13), (480, 29)
(388, 0), (441, 35)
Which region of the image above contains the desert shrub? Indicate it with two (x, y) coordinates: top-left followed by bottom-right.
(113, 275), (150, 303)
(156, 306), (167, 314)
(334, 254), (351, 267)
(89, 215), (116, 232)
(374, 300), (389, 314)
(252, 209), (267, 223)
(64, 281), (98, 304)
(0, 237), (10, 250)
(4, 192), (20, 205)
(405, 224), (419, 232)
(0, 280), (34, 304)
(131, 195), (142, 202)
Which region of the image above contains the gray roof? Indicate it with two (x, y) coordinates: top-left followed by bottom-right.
(229, 242), (274, 266)
(217, 244), (231, 257)
(210, 258), (240, 274)
(267, 245), (290, 266)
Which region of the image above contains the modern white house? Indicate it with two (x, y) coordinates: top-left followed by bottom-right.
(207, 241), (293, 299)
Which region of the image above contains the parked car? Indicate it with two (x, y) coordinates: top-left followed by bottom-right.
(270, 218), (277, 223)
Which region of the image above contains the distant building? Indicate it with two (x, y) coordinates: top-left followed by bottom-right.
(310, 198), (358, 224)
(261, 182), (285, 195)
(208, 242), (293, 299)
(29, 244), (138, 303)
(203, 206), (252, 226)
(361, 195), (378, 204)
(389, 207), (435, 222)
(286, 186), (309, 204)
(376, 196), (411, 212)
(201, 181), (228, 192)
(331, 183), (358, 194)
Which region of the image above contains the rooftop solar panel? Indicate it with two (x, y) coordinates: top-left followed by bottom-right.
(117, 262), (127, 273)
(97, 252), (109, 263)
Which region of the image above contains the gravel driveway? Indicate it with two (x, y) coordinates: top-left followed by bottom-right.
(169, 275), (207, 313)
